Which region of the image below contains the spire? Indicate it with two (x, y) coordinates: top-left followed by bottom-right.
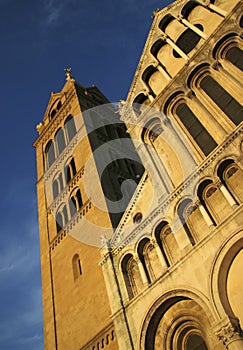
(64, 67), (73, 81)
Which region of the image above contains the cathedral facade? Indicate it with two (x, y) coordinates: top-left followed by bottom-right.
(34, 1), (243, 349)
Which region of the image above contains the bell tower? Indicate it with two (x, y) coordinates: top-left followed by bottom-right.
(34, 71), (143, 350)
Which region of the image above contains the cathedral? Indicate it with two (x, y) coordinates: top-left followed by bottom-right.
(34, 0), (243, 349)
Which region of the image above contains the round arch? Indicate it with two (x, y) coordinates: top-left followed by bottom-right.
(139, 289), (216, 350)
(210, 230), (243, 320)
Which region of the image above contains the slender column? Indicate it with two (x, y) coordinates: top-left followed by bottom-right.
(209, 3), (227, 17)
(135, 256), (149, 286)
(218, 59), (243, 87)
(152, 239), (168, 268)
(153, 61), (171, 81)
(197, 200), (214, 228)
(143, 87), (154, 102)
(186, 89), (226, 143)
(196, 0), (227, 17)
(219, 183), (238, 208)
(178, 15), (207, 39)
(161, 33), (189, 60)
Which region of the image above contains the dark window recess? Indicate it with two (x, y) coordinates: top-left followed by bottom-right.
(63, 205), (68, 225)
(56, 212), (63, 233)
(186, 334), (208, 350)
(52, 180), (59, 199)
(65, 115), (76, 141)
(69, 197), (77, 217)
(133, 212), (143, 224)
(226, 46), (243, 71)
(201, 75), (243, 125)
(176, 103), (217, 156)
(45, 141), (55, 168)
(55, 129), (66, 154)
(76, 189), (83, 208)
(173, 24), (203, 58)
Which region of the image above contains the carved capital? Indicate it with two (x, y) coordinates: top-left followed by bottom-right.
(161, 33), (167, 41)
(216, 319), (243, 346)
(211, 60), (222, 71)
(163, 117), (171, 126)
(203, 0), (210, 6)
(185, 89), (195, 99)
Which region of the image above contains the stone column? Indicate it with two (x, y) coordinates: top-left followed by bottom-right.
(186, 88), (226, 143)
(161, 33), (189, 60)
(218, 182), (238, 208)
(153, 60), (171, 81)
(152, 239), (168, 269)
(143, 88), (155, 102)
(216, 317), (243, 349)
(196, 0), (227, 17)
(135, 255), (149, 286)
(178, 15), (207, 39)
(197, 200), (215, 228)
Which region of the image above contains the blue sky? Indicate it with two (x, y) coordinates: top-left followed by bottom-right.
(0, 0), (172, 348)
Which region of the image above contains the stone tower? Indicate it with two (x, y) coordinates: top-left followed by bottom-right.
(34, 73), (143, 349)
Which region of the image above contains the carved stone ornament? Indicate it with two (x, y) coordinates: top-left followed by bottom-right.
(216, 320), (243, 346)
(203, 0), (211, 6)
(36, 122), (43, 134)
(211, 61), (222, 71)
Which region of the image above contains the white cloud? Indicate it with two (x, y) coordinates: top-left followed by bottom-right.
(44, 0), (64, 26)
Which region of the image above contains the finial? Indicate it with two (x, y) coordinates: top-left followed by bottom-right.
(64, 67), (72, 81)
(152, 8), (160, 18)
(36, 122), (43, 134)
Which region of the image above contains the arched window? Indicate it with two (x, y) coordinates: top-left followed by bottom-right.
(142, 66), (157, 93)
(54, 128), (66, 155)
(64, 115), (76, 141)
(173, 25), (203, 58)
(55, 205), (68, 233)
(133, 93), (149, 116)
(178, 199), (196, 246)
(55, 212), (63, 233)
(137, 239), (152, 284)
(200, 75), (243, 125)
(137, 238), (162, 283)
(225, 46), (243, 71)
(121, 254), (144, 299)
(69, 189), (83, 217)
(52, 173), (63, 200)
(175, 102), (217, 156)
(69, 197), (77, 217)
(154, 221), (180, 265)
(198, 179), (232, 224)
(240, 15), (243, 28)
(45, 140), (55, 169)
(151, 39), (166, 60)
(65, 158), (76, 184)
(72, 254), (82, 281)
(141, 118), (163, 144)
(52, 180), (59, 199)
(50, 109), (56, 119)
(217, 159), (243, 203)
